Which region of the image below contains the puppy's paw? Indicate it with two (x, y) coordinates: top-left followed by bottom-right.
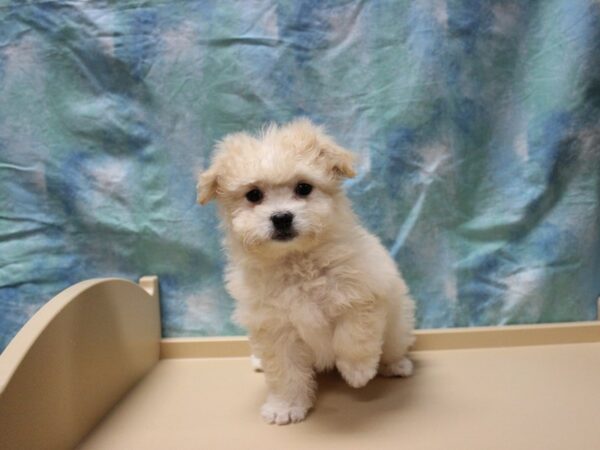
(336, 359), (378, 388)
(379, 356), (413, 378)
(260, 398), (309, 425)
(251, 354), (263, 372)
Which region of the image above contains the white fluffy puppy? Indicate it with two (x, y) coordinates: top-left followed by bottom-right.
(198, 119), (416, 425)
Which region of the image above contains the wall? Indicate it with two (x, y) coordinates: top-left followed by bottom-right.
(1, 0), (600, 350)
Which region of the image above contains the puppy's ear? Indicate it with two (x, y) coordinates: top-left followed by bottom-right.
(197, 132), (255, 204)
(197, 167), (218, 205)
(319, 139), (357, 178)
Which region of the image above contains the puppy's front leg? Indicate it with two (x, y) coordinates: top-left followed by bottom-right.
(254, 329), (315, 425)
(333, 302), (385, 388)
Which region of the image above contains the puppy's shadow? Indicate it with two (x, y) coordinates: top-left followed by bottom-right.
(312, 359), (423, 432)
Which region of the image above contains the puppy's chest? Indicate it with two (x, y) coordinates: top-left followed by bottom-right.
(260, 258), (337, 315)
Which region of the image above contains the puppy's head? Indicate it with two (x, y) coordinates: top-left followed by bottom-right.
(198, 118), (356, 256)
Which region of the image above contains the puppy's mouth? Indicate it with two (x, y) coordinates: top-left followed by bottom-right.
(271, 230), (298, 242)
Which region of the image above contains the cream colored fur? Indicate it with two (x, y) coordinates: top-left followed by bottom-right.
(198, 119), (416, 425)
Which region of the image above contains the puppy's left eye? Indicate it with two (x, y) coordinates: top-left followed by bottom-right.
(295, 183), (313, 197)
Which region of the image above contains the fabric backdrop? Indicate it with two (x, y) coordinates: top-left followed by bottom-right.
(1, 0), (600, 351)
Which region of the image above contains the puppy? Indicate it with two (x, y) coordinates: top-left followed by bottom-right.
(198, 119), (416, 425)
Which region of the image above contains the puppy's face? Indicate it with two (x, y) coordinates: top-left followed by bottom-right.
(198, 119), (356, 255)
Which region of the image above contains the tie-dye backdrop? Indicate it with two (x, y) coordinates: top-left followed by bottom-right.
(1, 0), (600, 350)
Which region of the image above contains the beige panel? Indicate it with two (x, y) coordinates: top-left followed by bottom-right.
(160, 336), (251, 359)
(0, 277), (161, 450)
(159, 321), (600, 359)
(81, 343), (600, 450)
(412, 321), (600, 350)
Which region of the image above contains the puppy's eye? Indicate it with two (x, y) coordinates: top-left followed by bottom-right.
(245, 188), (263, 203)
(295, 183), (313, 197)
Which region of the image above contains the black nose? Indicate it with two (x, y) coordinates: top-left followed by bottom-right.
(271, 212), (294, 231)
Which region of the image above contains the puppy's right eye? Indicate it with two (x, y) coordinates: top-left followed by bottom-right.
(245, 188), (263, 203)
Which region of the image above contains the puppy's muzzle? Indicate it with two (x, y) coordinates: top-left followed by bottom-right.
(270, 212), (297, 241)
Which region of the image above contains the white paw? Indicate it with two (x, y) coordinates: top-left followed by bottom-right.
(260, 399), (309, 425)
(251, 354), (263, 372)
(337, 359), (377, 388)
(379, 357), (414, 377)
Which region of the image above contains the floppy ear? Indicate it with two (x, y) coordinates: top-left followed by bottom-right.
(197, 132), (256, 204)
(197, 167), (218, 205)
(319, 139), (357, 178)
